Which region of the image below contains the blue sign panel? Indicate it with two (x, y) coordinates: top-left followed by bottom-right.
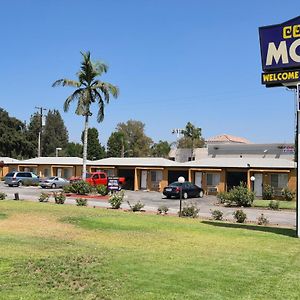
(259, 16), (300, 71)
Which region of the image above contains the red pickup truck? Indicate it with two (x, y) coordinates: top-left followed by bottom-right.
(70, 172), (126, 187)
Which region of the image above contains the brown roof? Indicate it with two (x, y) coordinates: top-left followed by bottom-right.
(206, 134), (251, 144)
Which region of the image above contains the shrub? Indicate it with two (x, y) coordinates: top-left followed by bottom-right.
(38, 192), (50, 202)
(227, 182), (255, 207)
(262, 184), (274, 200)
(257, 213), (269, 226)
(233, 209), (247, 223)
(66, 180), (92, 195)
(180, 202), (199, 218)
(216, 191), (229, 204)
(53, 192), (66, 204)
(76, 198), (87, 206)
(0, 192), (7, 200)
(269, 200), (279, 210)
(281, 187), (295, 201)
(127, 200), (144, 212)
(96, 184), (108, 196)
(109, 191), (125, 209)
(157, 205), (169, 215)
(211, 209), (223, 220)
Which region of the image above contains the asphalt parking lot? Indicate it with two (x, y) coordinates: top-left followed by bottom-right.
(0, 182), (296, 227)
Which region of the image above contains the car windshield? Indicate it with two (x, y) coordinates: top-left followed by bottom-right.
(48, 177), (56, 180)
(169, 182), (181, 187)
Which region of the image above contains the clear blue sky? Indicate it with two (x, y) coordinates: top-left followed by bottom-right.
(0, 0), (297, 145)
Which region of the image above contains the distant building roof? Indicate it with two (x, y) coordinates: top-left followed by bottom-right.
(0, 157), (20, 163)
(92, 157), (179, 167)
(14, 157), (88, 165)
(182, 157), (295, 169)
(206, 134), (251, 144)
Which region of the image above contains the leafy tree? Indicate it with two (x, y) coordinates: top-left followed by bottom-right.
(53, 51), (119, 179)
(115, 120), (153, 157)
(65, 142), (83, 157)
(107, 131), (127, 157)
(0, 108), (34, 158)
(151, 140), (171, 158)
(177, 122), (205, 158)
(42, 110), (69, 156)
(81, 127), (106, 160)
(26, 112), (40, 156)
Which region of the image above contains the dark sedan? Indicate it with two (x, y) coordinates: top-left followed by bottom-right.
(163, 181), (204, 199)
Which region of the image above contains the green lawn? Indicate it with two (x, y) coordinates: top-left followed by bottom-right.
(0, 201), (300, 299)
(253, 199), (296, 210)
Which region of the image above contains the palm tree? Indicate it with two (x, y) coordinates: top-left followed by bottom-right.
(52, 51), (119, 179)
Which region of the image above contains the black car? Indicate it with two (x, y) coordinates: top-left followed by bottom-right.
(163, 181), (204, 199)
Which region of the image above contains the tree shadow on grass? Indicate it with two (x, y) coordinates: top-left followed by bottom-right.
(202, 220), (296, 238)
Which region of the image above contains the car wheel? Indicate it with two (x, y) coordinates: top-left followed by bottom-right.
(166, 195), (171, 199)
(199, 190), (204, 198)
(8, 184), (12, 187)
(51, 183), (56, 189)
(183, 192), (188, 199)
(18, 181), (23, 187)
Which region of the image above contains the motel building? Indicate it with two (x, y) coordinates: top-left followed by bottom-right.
(0, 139), (296, 198)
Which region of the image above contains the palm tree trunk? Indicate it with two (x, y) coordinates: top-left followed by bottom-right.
(82, 114), (89, 180)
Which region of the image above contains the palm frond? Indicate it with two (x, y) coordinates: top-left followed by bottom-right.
(94, 90), (105, 122)
(52, 79), (80, 88)
(63, 89), (84, 112)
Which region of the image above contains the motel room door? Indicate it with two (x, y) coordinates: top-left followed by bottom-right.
(141, 170), (148, 189)
(254, 173), (263, 197)
(195, 172), (202, 188)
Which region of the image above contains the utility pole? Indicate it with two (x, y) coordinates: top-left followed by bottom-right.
(35, 107), (47, 157)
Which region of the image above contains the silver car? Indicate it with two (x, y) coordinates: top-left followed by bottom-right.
(40, 177), (69, 189)
(5, 172), (39, 187)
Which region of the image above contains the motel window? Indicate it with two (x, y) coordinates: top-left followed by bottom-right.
(206, 173), (220, 186)
(151, 171), (162, 183)
(44, 168), (50, 177)
(106, 169), (115, 176)
(270, 174), (288, 189)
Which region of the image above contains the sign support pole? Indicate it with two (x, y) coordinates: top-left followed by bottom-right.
(297, 83), (300, 238)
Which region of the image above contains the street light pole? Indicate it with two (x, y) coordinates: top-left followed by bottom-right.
(178, 176), (185, 217)
(35, 106), (47, 157)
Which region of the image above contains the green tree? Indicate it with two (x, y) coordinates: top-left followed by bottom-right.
(52, 51), (119, 179)
(42, 110), (69, 156)
(106, 131), (127, 157)
(81, 127), (106, 160)
(0, 108), (34, 158)
(65, 142), (83, 157)
(26, 112), (41, 157)
(151, 140), (171, 158)
(178, 122), (205, 158)
(115, 120), (153, 157)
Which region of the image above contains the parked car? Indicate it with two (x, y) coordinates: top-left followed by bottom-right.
(4, 172), (39, 187)
(163, 181), (204, 199)
(40, 177), (70, 189)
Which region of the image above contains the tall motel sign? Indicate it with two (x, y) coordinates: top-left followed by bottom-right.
(259, 16), (300, 237)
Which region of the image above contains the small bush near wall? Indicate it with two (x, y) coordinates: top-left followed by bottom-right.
(233, 209), (247, 223)
(53, 192), (66, 204)
(96, 185), (108, 196)
(76, 198), (87, 206)
(0, 192), (7, 200)
(262, 184), (274, 200)
(109, 191), (125, 209)
(269, 200), (280, 210)
(66, 181), (92, 195)
(216, 192), (229, 204)
(180, 202), (199, 218)
(281, 187), (295, 201)
(38, 192), (50, 202)
(211, 209), (223, 221)
(257, 213), (269, 226)
(127, 200), (144, 212)
(227, 183), (255, 207)
(157, 205), (169, 215)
